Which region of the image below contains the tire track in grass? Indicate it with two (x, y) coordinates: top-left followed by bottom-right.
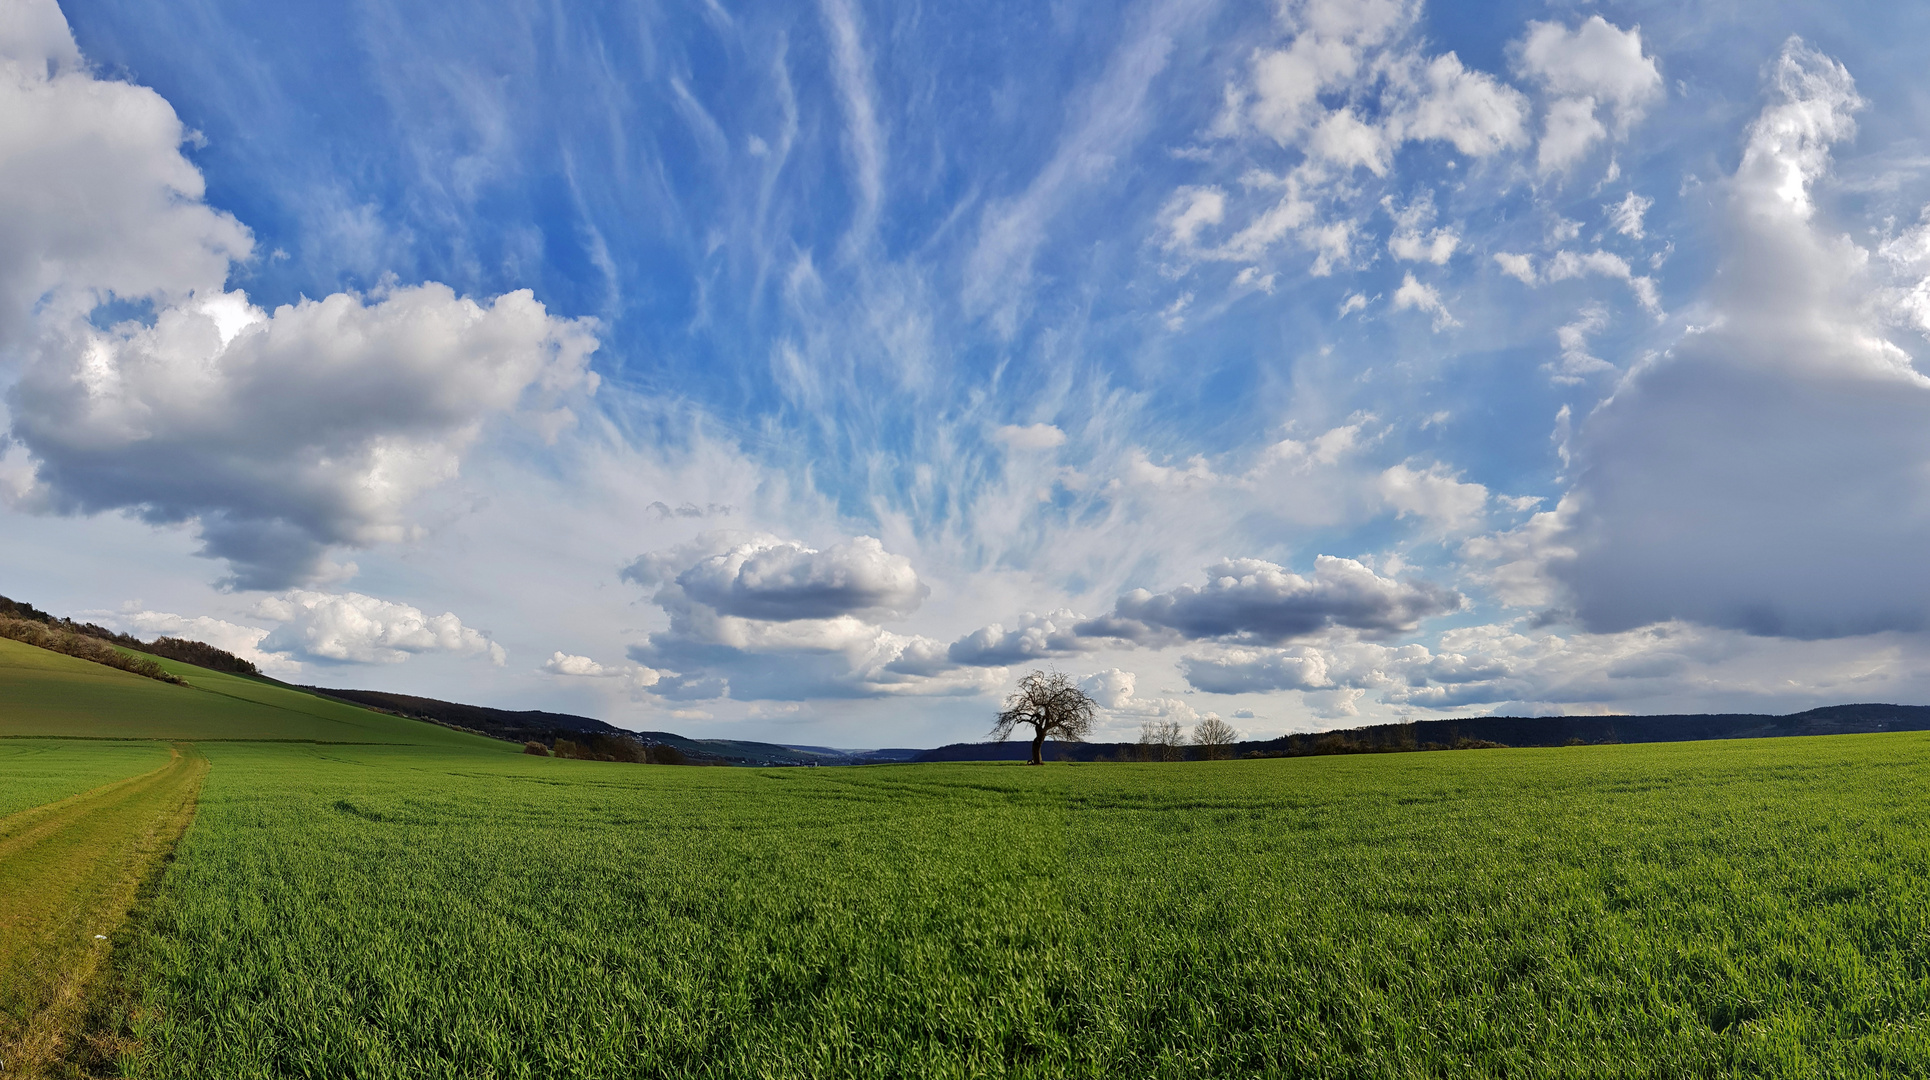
(0, 743), (207, 1076)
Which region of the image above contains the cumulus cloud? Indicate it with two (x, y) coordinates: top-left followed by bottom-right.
(668, 535), (926, 620)
(1377, 461), (1488, 530)
(542, 651), (664, 695)
(1108, 555), (1461, 644)
(1515, 16), (1662, 174)
(1493, 252), (1537, 284)
(0, 5), (251, 353)
(254, 590), (505, 665)
(1181, 646), (1332, 693)
(1397, 52), (1530, 157)
(1527, 40), (1930, 640)
(542, 651), (610, 677)
(993, 423), (1068, 451)
(948, 609), (1103, 666)
(0, 8), (601, 590)
(1385, 192), (1458, 264)
(1391, 272), (1457, 329)
(1195, 0), (1523, 277)
(12, 286), (599, 589)
(1076, 666), (1216, 732)
(619, 531), (991, 701)
(1078, 667), (1138, 709)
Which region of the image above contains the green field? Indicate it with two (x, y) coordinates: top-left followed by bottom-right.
(0, 740), (174, 818)
(0, 637), (503, 747)
(114, 736), (1930, 1077)
(9, 641), (1930, 1076)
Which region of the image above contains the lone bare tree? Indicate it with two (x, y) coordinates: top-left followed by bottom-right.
(1191, 715), (1241, 760)
(991, 669), (1097, 765)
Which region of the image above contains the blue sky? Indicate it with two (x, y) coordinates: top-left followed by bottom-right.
(7, 0), (1930, 746)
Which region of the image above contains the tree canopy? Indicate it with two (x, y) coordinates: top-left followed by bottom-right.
(990, 669), (1097, 765)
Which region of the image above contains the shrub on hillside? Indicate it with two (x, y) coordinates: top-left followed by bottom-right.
(0, 616), (182, 685)
(144, 636), (259, 676)
(0, 593), (258, 676)
(589, 735), (647, 763)
(646, 744), (689, 766)
(523, 741), (550, 756)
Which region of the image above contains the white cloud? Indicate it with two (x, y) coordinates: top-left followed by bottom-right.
(1608, 191), (1653, 239)
(1493, 252), (1537, 284)
(1076, 666), (1212, 734)
(1396, 52), (1530, 158)
(620, 531), (993, 702)
(1516, 16), (1663, 174)
(1391, 272), (1458, 329)
(1531, 40), (1930, 640)
(1109, 555), (1460, 644)
(1181, 645), (1333, 693)
(1159, 291), (1194, 331)
(666, 535), (926, 621)
(0, 5), (251, 354)
(1202, 0), (1523, 276)
(1376, 461), (1489, 531)
(1078, 667), (1138, 709)
(542, 651), (664, 696)
(1535, 95), (1609, 176)
(1310, 108), (1391, 175)
(255, 590), (505, 666)
(1160, 186), (1225, 250)
(11, 285), (599, 589)
(817, 0), (884, 250)
(948, 609), (1105, 666)
(0, 9), (602, 591)
(1233, 266), (1277, 293)
(1385, 192), (1458, 264)
(542, 651), (609, 677)
(1548, 303), (1613, 383)
(1545, 249), (1661, 313)
(993, 423), (1068, 451)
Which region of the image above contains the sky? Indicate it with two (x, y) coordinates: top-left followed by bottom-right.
(7, 0), (1930, 748)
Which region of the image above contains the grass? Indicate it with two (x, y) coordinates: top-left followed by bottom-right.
(0, 739), (174, 818)
(0, 637), (507, 747)
(0, 745), (206, 1074)
(106, 733), (1930, 1078)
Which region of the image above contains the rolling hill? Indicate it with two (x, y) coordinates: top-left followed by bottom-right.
(0, 638), (502, 748)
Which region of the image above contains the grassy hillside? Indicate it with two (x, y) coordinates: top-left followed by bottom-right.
(0, 638), (505, 748)
(115, 732), (1930, 1077)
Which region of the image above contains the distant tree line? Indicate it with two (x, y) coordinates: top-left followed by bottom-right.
(0, 592), (260, 682)
(528, 735), (693, 765)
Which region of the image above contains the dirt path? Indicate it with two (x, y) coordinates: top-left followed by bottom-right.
(0, 744), (207, 1077)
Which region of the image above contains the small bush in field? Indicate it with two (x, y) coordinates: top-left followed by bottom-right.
(522, 741), (549, 756)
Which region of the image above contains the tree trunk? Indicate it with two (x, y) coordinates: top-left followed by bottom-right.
(1030, 727), (1046, 766)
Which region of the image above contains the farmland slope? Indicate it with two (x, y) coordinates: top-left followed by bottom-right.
(0, 638), (507, 748)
